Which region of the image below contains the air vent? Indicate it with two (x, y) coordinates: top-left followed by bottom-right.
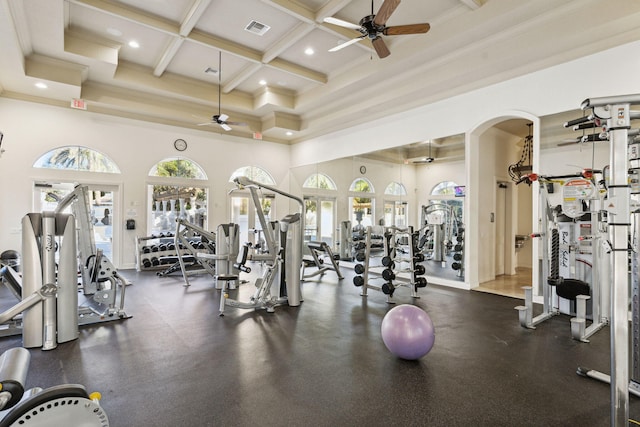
(245, 20), (270, 36)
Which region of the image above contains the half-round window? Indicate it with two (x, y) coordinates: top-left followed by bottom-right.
(229, 166), (275, 185)
(349, 178), (374, 193)
(303, 173), (337, 190)
(33, 146), (120, 173)
(431, 181), (459, 196)
(384, 182), (407, 196)
(149, 157), (207, 180)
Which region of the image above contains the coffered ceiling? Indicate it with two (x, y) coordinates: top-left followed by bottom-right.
(1, 0), (639, 145)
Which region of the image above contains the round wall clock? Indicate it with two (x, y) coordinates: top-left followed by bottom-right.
(174, 138), (187, 151)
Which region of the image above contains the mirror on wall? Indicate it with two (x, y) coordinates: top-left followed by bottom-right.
(289, 109), (607, 292)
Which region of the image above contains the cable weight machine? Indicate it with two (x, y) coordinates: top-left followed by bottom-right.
(561, 94), (640, 427)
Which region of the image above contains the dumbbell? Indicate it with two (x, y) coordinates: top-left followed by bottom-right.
(381, 256), (394, 268)
(452, 262), (461, 271)
(158, 243), (168, 251)
(142, 246), (151, 254)
(353, 276), (365, 287)
(142, 259), (152, 268)
(151, 244), (159, 252)
(381, 282), (395, 295)
(454, 244), (463, 252)
(413, 253), (425, 262)
(353, 242), (366, 251)
(453, 253), (462, 261)
(413, 264), (426, 275)
(356, 252), (366, 262)
(382, 268), (395, 281)
(151, 257), (160, 266)
(457, 234), (464, 242)
(354, 264), (365, 275)
(415, 277), (428, 288)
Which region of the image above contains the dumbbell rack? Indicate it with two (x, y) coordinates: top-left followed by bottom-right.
(352, 226), (428, 303)
(135, 233), (209, 271)
(451, 227), (465, 277)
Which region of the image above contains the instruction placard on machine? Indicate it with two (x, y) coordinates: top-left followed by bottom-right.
(561, 178), (595, 218)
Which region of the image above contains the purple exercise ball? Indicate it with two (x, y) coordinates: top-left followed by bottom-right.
(381, 304), (435, 360)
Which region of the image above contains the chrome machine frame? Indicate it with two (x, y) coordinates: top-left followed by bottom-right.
(563, 94), (640, 427)
(218, 176), (304, 315)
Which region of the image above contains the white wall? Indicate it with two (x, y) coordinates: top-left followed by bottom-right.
(0, 98), (291, 269)
(291, 40), (640, 168)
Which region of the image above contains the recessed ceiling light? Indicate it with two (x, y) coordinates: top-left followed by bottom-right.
(107, 28), (122, 37)
(259, 79), (267, 86)
(128, 40), (140, 48)
(286, 131), (293, 136)
(35, 82), (47, 89)
(304, 47), (314, 56)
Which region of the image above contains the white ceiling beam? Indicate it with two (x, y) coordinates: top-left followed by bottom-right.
(262, 23), (314, 63)
(69, 0), (327, 85)
(260, 0), (315, 25)
(315, 0), (352, 22)
(222, 63), (263, 93)
(181, 0), (212, 36)
(458, 0), (484, 10)
(153, 37), (185, 77)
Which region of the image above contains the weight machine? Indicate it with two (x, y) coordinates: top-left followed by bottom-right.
(419, 203), (458, 263)
(301, 241), (343, 281)
(514, 171), (608, 343)
(0, 347), (108, 426)
(54, 185), (129, 320)
(218, 176), (304, 315)
(171, 219), (216, 286)
(554, 94), (640, 427)
(0, 185), (130, 350)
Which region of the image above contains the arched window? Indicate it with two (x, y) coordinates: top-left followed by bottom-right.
(349, 178), (374, 228)
(349, 178), (374, 193)
(303, 173), (337, 190)
(149, 157), (207, 180)
(431, 181), (459, 196)
(384, 182), (407, 196)
(33, 146), (120, 173)
(147, 157), (208, 236)
(229, 166), (275, 185)
(228, 166), (276, 245)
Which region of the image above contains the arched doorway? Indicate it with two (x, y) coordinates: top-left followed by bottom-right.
(466, 113), (538, 298)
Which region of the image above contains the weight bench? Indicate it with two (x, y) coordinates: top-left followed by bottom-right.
(302, 241), (343, 281)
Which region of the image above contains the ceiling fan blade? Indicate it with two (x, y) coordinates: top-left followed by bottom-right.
(373, 0), (401, 27)
(372, 37), (390, 58)
(218, 113), (229, 122)
(220, 123), (232, 131)
(323, 16), (361, 30)
(196, 122), (213, 126)
(384, 23), (430, 36)
(226, 121), (248, 127)
(329, 35), (366, 52)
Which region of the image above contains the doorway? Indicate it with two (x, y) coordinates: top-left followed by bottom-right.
(471, 118), (534, 298)
(34, 182), (119, 262)
(304, 197), (336, 249)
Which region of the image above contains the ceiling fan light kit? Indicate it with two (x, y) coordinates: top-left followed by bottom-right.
(324, 0), (430, 58)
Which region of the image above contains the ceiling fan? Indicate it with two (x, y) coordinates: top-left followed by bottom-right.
(198, 51), (248, 132)
(324, 0), (430, 58)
